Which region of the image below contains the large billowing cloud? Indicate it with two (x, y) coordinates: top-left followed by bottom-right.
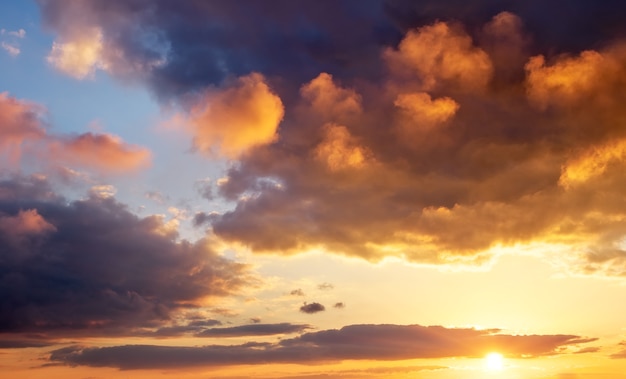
(49, 324), (594, 369)
(0, 175), (252, 335)
(208, 18), (626, 275)
(36, 1), (626, 276)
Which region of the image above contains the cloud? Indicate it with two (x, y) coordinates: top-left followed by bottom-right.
(48, 324), (595, 369)
(37, 1), (626, 98)
(37, 0), (398, 96)
(195, 323), (311, 337)
(0, 92), (152, 174)
(47, 27), (106, 79)
(1, 42), (20, 57)
(333, 302), (345, 309)
(317, 283), (334, 291)
(0, 28), (26, 57)
(384, 21), (493, 91)
(300, 303), (325, 314)
(47, 133), (151, 173)
(187, 73), (284, 158)
(193, 212), (214, 228)
(0, 92), (46, 167)
(33, 2), (626, 276)
(0, 338), (54, 349)
(525, 49), (622, 110)
(290, 289), (305, 296)
(0, 176), (253, 335)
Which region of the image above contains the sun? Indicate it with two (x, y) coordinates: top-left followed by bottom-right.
(484, 352), (505, 371)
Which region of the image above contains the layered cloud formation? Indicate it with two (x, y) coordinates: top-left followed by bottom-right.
(49, 324), (594, 369)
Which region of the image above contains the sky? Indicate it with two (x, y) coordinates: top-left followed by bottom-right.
(1, 1), (626, 378)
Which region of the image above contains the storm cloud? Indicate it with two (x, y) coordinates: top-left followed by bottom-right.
(0, 175), (252, 335)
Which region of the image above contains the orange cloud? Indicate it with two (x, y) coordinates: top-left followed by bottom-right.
(384, 22), (493, 91)
(189, 73), (284, 158)
(525, 49), (621, 109)
(0, 92), (152, 174)
(48, 133), (151, 173)
(560, 138), (626, 188)
(314, 124), (372, 172)
(394, 92), (459, 132)
(0, 209), (56, 238)
(300, 73), (362, 122)
(0, 92), (46, 166)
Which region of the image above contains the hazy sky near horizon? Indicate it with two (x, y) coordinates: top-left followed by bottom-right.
(2, 1), (626, 378)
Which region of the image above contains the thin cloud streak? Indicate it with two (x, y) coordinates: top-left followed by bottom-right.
(49, 324), (595, 369)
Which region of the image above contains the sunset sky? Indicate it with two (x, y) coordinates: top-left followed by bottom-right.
(2, 1), (626, 378)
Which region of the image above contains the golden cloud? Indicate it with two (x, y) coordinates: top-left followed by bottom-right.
(384, 22), (493, 91)
(189, 73), (284, 159)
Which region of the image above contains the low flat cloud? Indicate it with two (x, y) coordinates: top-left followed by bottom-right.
(195, 323), (311, 337)
(49, 324), (595, 369)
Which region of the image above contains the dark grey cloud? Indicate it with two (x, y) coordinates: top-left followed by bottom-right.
(37, 0), (398, 100)
(49, 324), (595, 369)
(0, 338), (55, 349)
(141, 319), (222, 338)
(290, 289), (305, 296)
(195, 323), (311, 338)
(333, 302), (345, 309)
(0, 175), (252, 335)
(192, 211), (214, 228)
(37, 0), (626, 99)
(299, 303), (325, 314)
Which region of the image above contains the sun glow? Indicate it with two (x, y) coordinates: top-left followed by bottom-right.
(485, 352), (505, 371)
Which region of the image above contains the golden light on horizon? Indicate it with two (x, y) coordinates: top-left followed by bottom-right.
(485, 352), (505, 371)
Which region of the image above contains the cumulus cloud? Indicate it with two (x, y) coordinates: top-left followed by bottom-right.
(300, 302), (325, 314)
(384, 21), (493, 91)
(0, 176), (253, 335)
(187, 73), (284, 158)
(47, 27), (106, 79)
(48, 324), (594, 369)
